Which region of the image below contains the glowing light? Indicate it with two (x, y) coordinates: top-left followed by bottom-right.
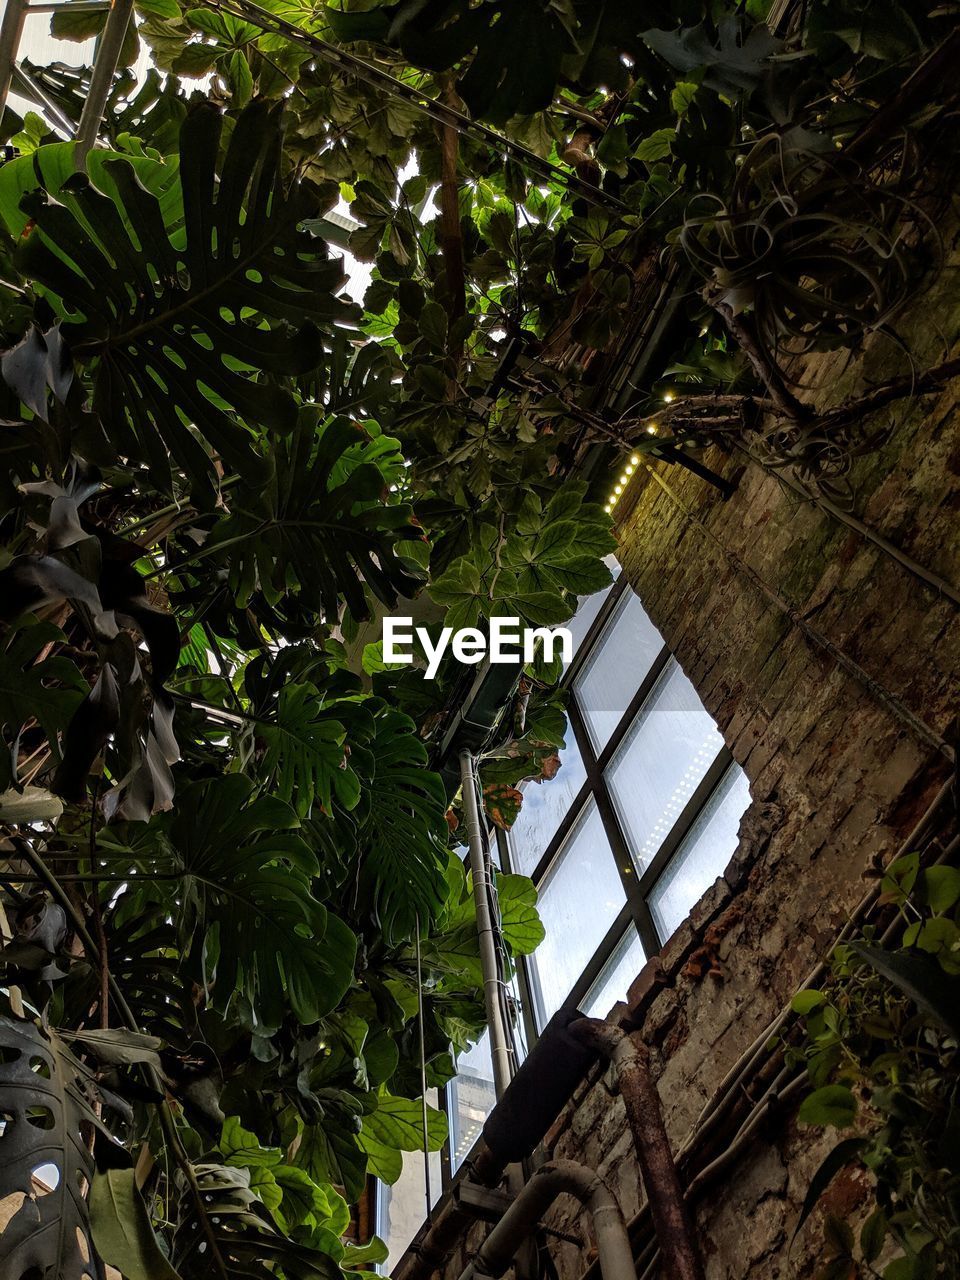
(625, 465), (634, 476)
(663, 392), (675, 403)
(614, 484), (622, 495)
(630, 454), (639, 465)
(646, 424), (657, 435)
(608, 493), (617, 505)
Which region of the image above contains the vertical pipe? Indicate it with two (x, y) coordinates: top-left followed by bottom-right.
(461, 1161), (636, 1280)
(458, 747), (512, 1098)
(414, 912), (433, 1220)
(74, 0), (135, 164)
(571, 1018), (705, 1280)
(0, 0), (29, 119)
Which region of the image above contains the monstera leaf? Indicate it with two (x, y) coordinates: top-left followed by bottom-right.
(0, 617), (86, 788)
(350, 703), (450, 943)
(157, 775), (358, 1024)
(253, 683), (360, 820)
(177, 413), (425, 628)
(0, 1017), (108, 1280)
(0, 102), (355, 497)
(172, 1161), (341, 1280)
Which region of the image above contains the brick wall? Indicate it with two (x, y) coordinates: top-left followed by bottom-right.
(412, 235), (960, 1280)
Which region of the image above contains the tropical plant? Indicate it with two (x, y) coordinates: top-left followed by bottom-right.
(2, 0), (958, 1273)
(791, 854), (960, 1279)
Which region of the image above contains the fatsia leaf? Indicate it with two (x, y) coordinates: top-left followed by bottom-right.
(159, 775), (358, 1024)
(0, 102), (356, 499)
(342, 1236), (389, 1268)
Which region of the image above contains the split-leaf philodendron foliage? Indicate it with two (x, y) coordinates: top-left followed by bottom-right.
(0, 0), (956, 1275)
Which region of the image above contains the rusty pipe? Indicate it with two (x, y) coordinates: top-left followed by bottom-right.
(570, 1019), (705, 1280)
(459, 1161), (634, 1280)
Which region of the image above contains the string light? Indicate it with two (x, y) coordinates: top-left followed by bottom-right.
(663, 392), (675, 403)
(646, 424), (657, 435)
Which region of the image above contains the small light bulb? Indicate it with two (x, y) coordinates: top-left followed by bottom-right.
(604, 505), (612, 514)
(608, 492), (617, 504)
(625, 464), (634, 475)
(663, 392), (674, 403)
(630, 454), (639, 465)
(614, 484), (622, 495)
(619, 473), (629, 485)
(647, 424), (657, 435)
(611, 492), (619, 505)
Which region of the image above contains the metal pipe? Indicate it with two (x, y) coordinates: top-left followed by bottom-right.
(570, 1019), (705, 1280)
(12, 63), (78, 137)
(414, 911), (433, 1220)
(74, 0), (135, 164)
(459, 1161), (635, 1280)
(0, 0), (29, 118)
(459, 747), (512, 1099)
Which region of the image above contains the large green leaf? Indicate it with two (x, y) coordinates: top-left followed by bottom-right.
(0, 618), (87, 789)
(356, 1089), (447, 1184)
(159, 775), (357, 1024)
(0, 1017), (110, 1280)
(351, 704), (450, 943)
(172, 1161), (341, 1280)
(0, 102), (356, 497)
(90, 1167), (183, 1280)
(179, 413), (425, 630)
(849, 942), (960, 1038)
(253, 683), (360, 820)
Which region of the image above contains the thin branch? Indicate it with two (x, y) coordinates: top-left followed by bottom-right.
(13, 838), (231, 1280)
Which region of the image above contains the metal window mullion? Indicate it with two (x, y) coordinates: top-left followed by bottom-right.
(436, 1084), (454, 1194)
(635, 748), (735, 904)
(564, 902), (638, 1012)
(561, 574), (629, 687)
(592, 645), (673, 772)
(568, 695), (660, 956)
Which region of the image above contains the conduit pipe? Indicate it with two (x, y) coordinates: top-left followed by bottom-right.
(458, 1162), (635, 1280)
(570, 1019), (705, 1280)
(459, 747), (513, 1099)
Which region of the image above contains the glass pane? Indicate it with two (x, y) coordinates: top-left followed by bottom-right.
(574, 590), (664, 752)
(508, 720), (587, 877)
(607, 660), (724, 873)
(378, 1088), (442, 1272)
(531, 798), (626, 1024)
(583, 927), (646, 1019)
(449, 1031), (497, 1171)
(649, 766), (751, 943)
(564, 556), (622, 664)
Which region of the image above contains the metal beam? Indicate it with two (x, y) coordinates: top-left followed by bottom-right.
(459, 747), (513, 1100)
(74, 0), (135, 164)
(0, 0), (30, 120)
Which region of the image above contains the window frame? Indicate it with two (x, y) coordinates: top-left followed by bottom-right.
(377, 574), (746, 1262)
(502, 575), (735, 1022)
